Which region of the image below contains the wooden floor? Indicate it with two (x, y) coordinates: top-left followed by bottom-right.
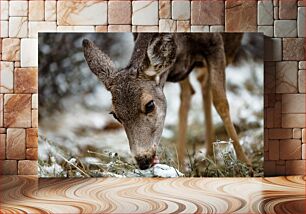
(0, 176), (305, 213)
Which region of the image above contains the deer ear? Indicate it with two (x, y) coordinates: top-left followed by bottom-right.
(146, 34), (176, 86)
(83, 39), (116, 90)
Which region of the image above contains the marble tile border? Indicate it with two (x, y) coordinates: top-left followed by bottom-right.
(0, 0), (305, 176)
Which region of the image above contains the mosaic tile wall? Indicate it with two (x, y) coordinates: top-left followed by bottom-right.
(0, 0), (305, 176)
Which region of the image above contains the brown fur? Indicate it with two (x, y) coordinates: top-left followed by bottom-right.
(83, 33), (251, 170)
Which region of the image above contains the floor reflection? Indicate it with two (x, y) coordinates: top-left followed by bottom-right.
(0, 176), (305, 213)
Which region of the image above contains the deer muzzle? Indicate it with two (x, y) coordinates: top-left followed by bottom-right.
(134, 151), (158, 170)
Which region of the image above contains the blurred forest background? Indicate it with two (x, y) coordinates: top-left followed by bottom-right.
(38, 33), (263, 178)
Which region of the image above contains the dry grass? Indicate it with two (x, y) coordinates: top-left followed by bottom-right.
(39, 133), (263, 178)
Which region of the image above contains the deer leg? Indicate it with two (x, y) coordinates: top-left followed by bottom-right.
(196, 66), (215, 157)
(177, 77), (194, 170)
(212, 93), (251, 166)
(207, 47), (251, 166)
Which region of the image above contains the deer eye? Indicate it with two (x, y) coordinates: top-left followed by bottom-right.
(145, 100), (155, 114)
(109, 111), (121, 123)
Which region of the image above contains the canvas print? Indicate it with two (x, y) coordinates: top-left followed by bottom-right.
(38, 33), (263, 178)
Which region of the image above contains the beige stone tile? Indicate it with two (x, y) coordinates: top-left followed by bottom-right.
(298, 7), (305, 37)
(32, 94), (38, 109)
(0, 1), (9, 21)
(280, 139), (302, 160)
(4, 94), (32, 128)
(20, 38), (38, 67)
(298, 70), (305, 93)
(108, 25), (131, 32)
(45, 1), (57, 21)
(258, 26), (273, 37)
(0, 95), (3, 127)
(136, 26), (159, 32)
(9, 17), (28, 38)
(57, 1), (107, 25)
(0, 160), (17, 175)
(276, 160), (285, 166)
(273, 100), (282, 128)
(191, 25), (209, 32)
(0, 134), (5, 159)
(298, 0), (305, 6)
(108, 1), (131, 24)
(159, 19), (176, 32)
(264, 130), (269, 151)
(193, 0), (224, 25)
(264, 161), (276, 176)
(285, 160), (305, 175)
(0, 61), (14, 93)
(29, 0), (44, 21)
(274, 6), (279, 19)
(264, 151), (269, 160)
(299, 61), (306, 70)
(0, 21), (9, 37)
(274, 20), (297, 37)
(57, 26), (95, 32)
(14, 68), (38, 93)
(225, 0), (257, 32)
(302, 144), (306, 159)
(257, 0), (273, 25)
(265, 108), (274, 128)
(210, 25), (225, 32)
(279, 0), (297, 19)
(276, 61), (298, 93)
(282, 94), (305, 113)
(26, 148), (38, 160)
(268, 140), (279, 160)
(282, 114), (305, 128)
(302, 129), (306, 143)
(132, 1), (158, 25)
(159, 1), (171, 19)
(29, 21), (57, 38)
(6, 128), (25, 159)
(132, 25), (137, 32)
(275, 163), (286, 176)
(293, 128), (302, 139)
(283, 38), (304, 61)
(177, 21), (190, 32)
(14, 61), (21, 68)
(9, 1), (28, 17)
(32, 110), (38, 128)
(172, 1), (190, 20)
(26, 128), (38, 148)
(269, 128), (292, 139)
(18, 160), (37, 175)
(95, 26), (108, 32)
(2, 38), (20, 61)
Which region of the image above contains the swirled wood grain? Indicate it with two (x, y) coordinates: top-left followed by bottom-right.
(0, 176), (305, 213)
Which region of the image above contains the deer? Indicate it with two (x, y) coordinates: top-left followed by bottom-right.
(83, 33), (260, 171)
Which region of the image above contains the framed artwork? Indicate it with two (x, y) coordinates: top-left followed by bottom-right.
(38, 32), (263, 178)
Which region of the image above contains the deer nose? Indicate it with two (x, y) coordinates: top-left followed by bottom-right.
(135, 155), (154, 170)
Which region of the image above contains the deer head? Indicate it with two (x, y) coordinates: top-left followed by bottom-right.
(83, 34), (177, 169)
